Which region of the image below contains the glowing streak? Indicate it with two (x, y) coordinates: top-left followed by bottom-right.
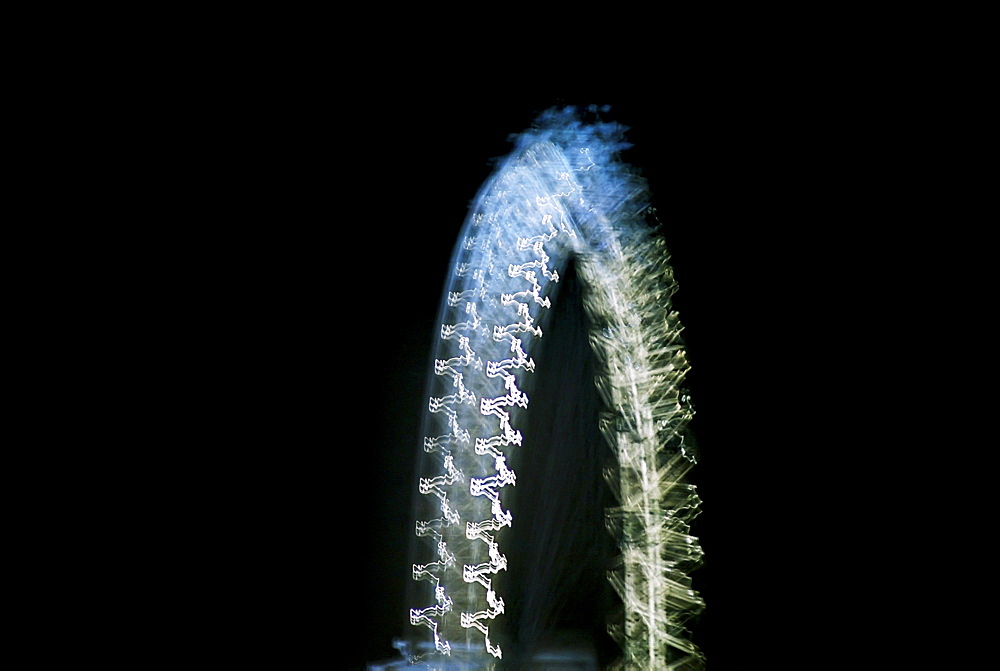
(407, 107), (704, 668)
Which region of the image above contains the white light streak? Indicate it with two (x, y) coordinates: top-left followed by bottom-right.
(407, 106), (704, 668)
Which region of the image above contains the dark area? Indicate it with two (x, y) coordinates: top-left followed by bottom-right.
(498, 258), (621, 668)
